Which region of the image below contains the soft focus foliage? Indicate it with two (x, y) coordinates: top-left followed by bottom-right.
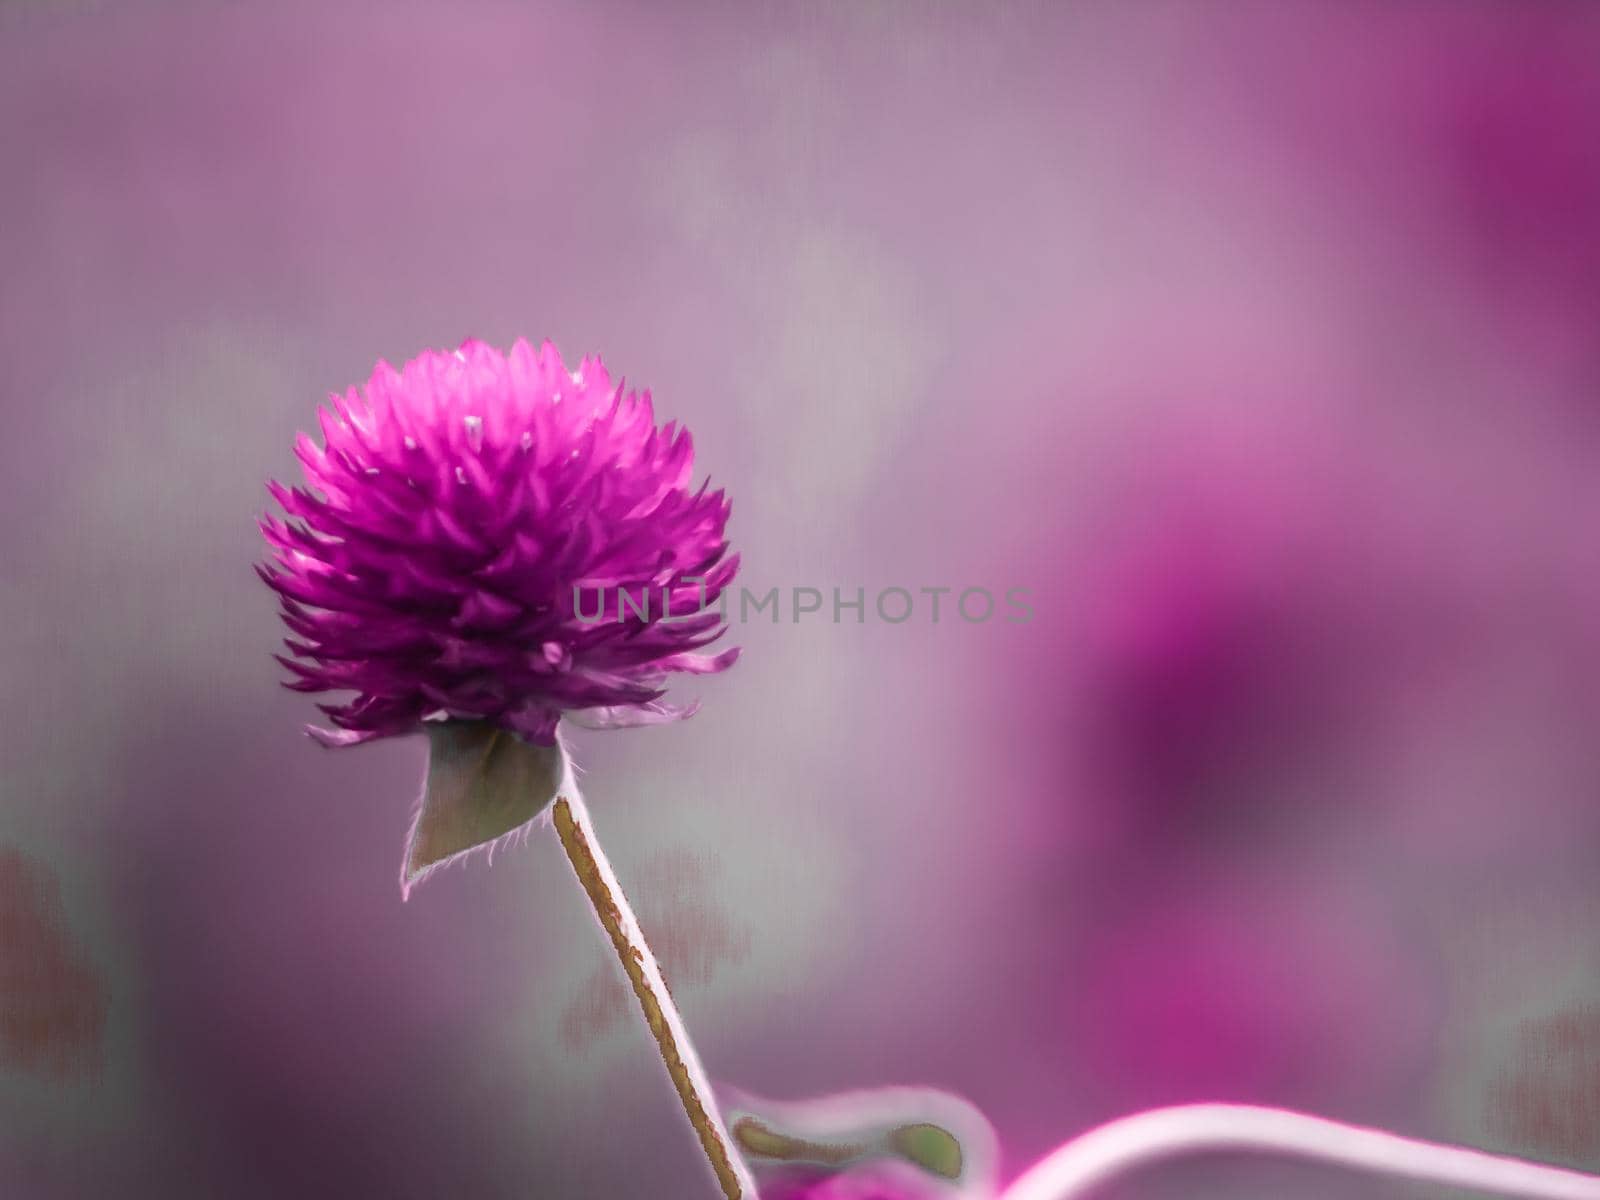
(728, 1085), (996, 1200)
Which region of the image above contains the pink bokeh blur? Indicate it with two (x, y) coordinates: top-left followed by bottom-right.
(3, 2), (1600, 1196)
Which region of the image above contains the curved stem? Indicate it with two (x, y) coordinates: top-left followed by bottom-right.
(1001, 1104), (1600, 1200)
(552, 790), (758, 1200)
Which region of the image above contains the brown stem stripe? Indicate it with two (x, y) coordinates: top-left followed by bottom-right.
(552, 796), (745, 1200)
(732, 1117), (866, 1166)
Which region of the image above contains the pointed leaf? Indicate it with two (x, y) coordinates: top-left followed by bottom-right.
(401, 722), (564, 896)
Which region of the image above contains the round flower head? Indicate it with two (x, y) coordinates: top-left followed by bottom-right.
(259, 338), (738, 749)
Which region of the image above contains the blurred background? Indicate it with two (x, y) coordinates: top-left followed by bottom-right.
(4, 1), (1600, 1196)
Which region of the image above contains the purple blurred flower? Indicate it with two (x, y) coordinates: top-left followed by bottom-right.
(258, 339), (738, 748)
(759, 1166), (954, 1200)
(1069, 869), (1438, 1111)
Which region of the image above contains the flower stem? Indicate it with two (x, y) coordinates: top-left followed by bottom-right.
(551, 791), (757, 1200)
(1000, 1104), (1600, 1200)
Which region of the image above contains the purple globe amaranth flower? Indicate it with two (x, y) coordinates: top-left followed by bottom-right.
(258, 339), (739, 891)
(259, 338), (738, 746)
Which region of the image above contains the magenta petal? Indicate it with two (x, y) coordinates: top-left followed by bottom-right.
(565, 699), (702, 730)
(305, 724), (385, 748)
(657, 645), (741, 675)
